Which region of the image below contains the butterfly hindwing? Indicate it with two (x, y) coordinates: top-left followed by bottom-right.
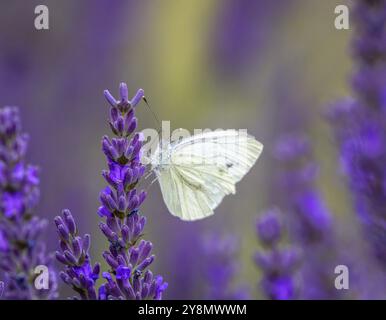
(157, 166), (216, 220)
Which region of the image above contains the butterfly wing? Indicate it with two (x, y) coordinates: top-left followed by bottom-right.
(172, 130), (263, 183)
(156, 130), (263, 221)
(157, 166), (221, 220)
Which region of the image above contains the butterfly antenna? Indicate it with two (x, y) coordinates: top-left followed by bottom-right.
(142, 96), (164, 155)
(143, 96), (161, 132)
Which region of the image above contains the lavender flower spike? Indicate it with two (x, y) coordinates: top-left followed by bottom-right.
(274, 133), (343, 299)
(0, 106), (57, 300)
(98, 83), (167, 300)
(329, 0), (386, 266)
(54, 209), (100, 300)
(202, 234), (249, 300)
(255, 208), (301, 300)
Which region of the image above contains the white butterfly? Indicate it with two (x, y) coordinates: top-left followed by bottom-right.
(148, 130), (263, 221)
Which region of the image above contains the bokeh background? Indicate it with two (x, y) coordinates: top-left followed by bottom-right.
(1, 0), (382, 299)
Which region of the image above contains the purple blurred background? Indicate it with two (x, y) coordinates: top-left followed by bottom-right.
(1, 0), (385, 299)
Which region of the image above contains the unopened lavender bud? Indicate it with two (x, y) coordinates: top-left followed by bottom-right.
(99, 223), (117, 242)
(129, 248), (140, 266)
(58, 225), (70, 241)
(128, 195), (139, 212)
(54, 216), (64, 228)
(138, 191), (147, 206)
(55, 251), (67, 265)
(121, 225), (130, 243)
(144, 270), (153, 284)
(110, 107), (118, 122)
(139, 216), (147, 230)
(103, 252), (119, 269)
(116, 117), (124, 134)
(64, 250), (78, 265)
(139, 241), (153, 262)
(72, 237), (82, 259)
(104, 90), (117, 107)
(133, 221), (143, 239)
(130, 89), (144, 107)
(106, 217), (119, 233)
(137, 255), (154, 271)
(119, 82), (129, 102)
(124, 146), (134, 159)
(127, 118), (137, 135)
(118, 195), (127, 212)
(93, 263), (101, 276)
(63, 210), (76, 235)
(97, 206), (112, 218)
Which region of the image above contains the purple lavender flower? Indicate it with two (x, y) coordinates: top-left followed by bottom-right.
(55, 83), (167, 300)
(0, 106), (57, 300)
(256, 209), (282, 246)
(274, 134), (332, 243)
(255, 208), (301, 300)
(274, 133), (343, 299)
(98, 83), (167, 300)
(54, 209), (100, 300)
(329, 0), (386, 267)
(201, 234), (249, 300)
